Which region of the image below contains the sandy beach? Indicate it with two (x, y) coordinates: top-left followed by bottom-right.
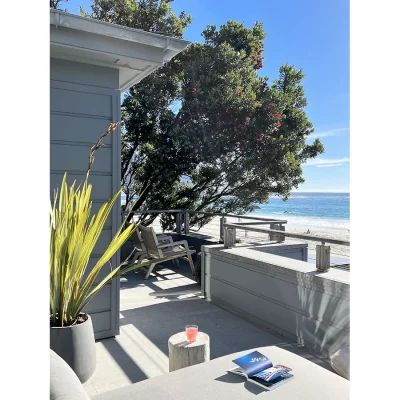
(152, 215), (350, 259)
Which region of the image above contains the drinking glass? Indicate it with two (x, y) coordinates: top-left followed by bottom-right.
(185, 325), (198, 342)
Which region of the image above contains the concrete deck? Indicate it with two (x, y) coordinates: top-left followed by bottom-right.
(83, 253), (335, 396)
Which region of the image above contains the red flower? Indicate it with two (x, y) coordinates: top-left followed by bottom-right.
(268, 104), (274, 109)
(237, 90), (242, 95)
(277, 121), (282, 127)
(256, 135), (265, 144)
(192, 88), (197, 94)
(275, 112), (281, 119)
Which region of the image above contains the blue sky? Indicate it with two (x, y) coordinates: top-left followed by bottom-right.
(64, 0), (349, 193)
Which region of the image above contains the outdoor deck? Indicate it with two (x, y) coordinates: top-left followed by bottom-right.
(83, 255), (334, 396)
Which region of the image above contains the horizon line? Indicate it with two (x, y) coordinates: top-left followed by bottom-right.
(290, 190), (350, 194)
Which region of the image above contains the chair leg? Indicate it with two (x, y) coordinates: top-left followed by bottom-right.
(186, 252), (196, 276)
(137, 253), (148, 263)
(129, 251), (142, 263)
(172, 258), (180, 268)
(145, 263), (156, 280)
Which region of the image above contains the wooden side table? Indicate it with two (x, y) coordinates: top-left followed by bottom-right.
(168, 332), (210, 372)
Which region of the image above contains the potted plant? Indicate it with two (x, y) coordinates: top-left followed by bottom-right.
(50, 123), (159, 383)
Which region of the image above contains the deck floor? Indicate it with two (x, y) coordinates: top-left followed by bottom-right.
(84, 257), (334, 396)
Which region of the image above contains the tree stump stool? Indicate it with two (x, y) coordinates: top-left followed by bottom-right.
(168, 332), (210, 372)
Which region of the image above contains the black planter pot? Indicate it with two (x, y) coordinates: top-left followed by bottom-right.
(50, 314), (96, 383)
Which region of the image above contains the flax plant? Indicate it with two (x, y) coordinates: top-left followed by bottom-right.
(50, 123), (162, 327)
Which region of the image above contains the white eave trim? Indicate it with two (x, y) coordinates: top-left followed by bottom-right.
(50, 9), (190, 55)
(50, 9), (190, 91)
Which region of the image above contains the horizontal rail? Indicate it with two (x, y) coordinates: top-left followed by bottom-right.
(186, 211), (287, 224)
(224, 223), (350, 246)
(122, 209), (183, 214)
(122, 209), (287, 224)
(230, 221), (285, 226)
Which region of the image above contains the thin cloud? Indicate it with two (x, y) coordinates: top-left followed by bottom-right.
(308, 127), (349, 140)
(316, 163), (343, 168)
(302, 157), (350, 167)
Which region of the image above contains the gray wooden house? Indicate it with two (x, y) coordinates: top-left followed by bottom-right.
(50, 9), (189, 339)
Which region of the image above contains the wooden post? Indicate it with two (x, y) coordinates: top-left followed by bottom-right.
(224, 228), (234, 248)
(316, 243), (330, 271)
(220, 217), (227, 243)
(168, 332), (210, 372)
(269, 224), (285, 242)
(184, 211), (190, 234)
(176, 212), (182, 234)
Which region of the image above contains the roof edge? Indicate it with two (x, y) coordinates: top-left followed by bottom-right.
(50, 9), (191, 53)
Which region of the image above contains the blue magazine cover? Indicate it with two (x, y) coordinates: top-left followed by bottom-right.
(228, 351), (294, 390)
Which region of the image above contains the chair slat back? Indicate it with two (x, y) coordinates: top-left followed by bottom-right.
(130, 225), (145, 251)
(139, 225), (163, 257)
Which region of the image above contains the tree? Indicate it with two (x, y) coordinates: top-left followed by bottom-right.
(50, 0), (70, 10)
(80, 0), (191, 37)
(82, 2), (324, 229)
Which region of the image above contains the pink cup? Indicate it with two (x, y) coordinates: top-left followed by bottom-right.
(185, 325), (198, 342)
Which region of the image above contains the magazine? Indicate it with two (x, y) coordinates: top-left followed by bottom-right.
(227, 351), (294, 390)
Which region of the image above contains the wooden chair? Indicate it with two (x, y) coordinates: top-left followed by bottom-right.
(127, 224), (172, 263)
(139, 225), (196, 279)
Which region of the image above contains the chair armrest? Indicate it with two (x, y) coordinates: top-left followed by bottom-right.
(157, 236), (174, 245)
(157, 240), (188, 249)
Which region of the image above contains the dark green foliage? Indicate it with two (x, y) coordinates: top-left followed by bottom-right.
(83, 1), (324, 229)
(80, 0), (191, 37)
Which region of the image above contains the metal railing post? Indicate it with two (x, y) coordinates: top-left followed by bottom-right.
(176, 212), (182, 234)
(316, 243), (330, 271)
(220, 217), (227, 243)
(184, 211), (190, 234)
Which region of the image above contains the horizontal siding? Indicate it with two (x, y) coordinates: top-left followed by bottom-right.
(84, 284), (112, 314)
(83, 257), (116, 284)
(210, 259), (348, 329)
(90, 311), (112, 334)
(50, 173), (112, 200)
(211, 278), (348, 356)
(50, 114), (113, 145)
(90, 203), (113, 230)
(50, 59), (120, 339)
(50, 143), (112, 174)
(49, 200), (113, 231)
(50, 87), (112, 118)
(50, 58), (119, 89)
(93, 229), (113, 257)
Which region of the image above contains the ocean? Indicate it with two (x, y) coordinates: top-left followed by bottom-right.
(250, 192), (350, 232)
(122, 192), (350, 232)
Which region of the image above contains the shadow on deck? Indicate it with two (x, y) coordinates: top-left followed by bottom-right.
(84, 236), (335, 396)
